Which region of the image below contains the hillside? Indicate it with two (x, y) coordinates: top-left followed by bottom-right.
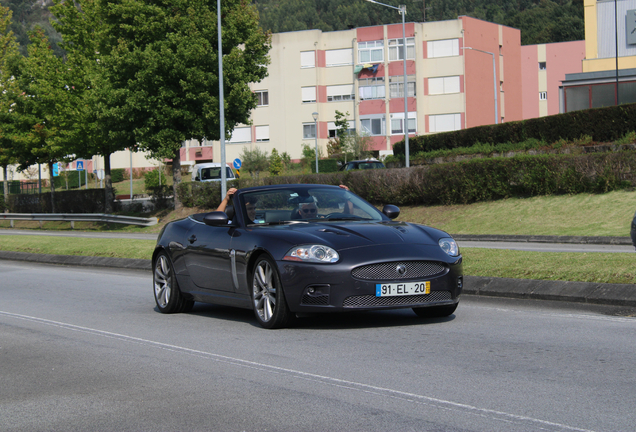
(253, 0), (584, 45)
(3, 0), (584, 55)
(0, 0), (62, 56)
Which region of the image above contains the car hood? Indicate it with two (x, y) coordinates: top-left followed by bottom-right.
(251, 220), (451, 251)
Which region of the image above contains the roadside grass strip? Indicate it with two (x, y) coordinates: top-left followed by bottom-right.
(0, 235), (154, 260)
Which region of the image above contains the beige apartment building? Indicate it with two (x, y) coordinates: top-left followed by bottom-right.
(5, 15), (528, 181)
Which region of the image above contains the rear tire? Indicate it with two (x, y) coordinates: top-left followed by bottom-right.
(153, 252), (194, 313)
(251, 256), (292, 329)
(413, 303), (458, 318)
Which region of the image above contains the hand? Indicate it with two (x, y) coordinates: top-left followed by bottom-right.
(338, 185), (349, 191)
(224, 188), (237, 201)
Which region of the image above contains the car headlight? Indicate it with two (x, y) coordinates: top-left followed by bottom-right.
(283, 245), (339, 263)
(439, 238), (459, 257)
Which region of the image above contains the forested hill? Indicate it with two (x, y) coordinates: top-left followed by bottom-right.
(1, 0), (583, 56)
(0, 0), (62, 56)
(254, 0), (584, 45)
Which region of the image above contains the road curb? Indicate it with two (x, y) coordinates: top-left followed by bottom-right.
(452, 234), (633, 245)
(0, 251), (151, 271)
(464, 276), (636, 307)
(1, 251), (634, 308)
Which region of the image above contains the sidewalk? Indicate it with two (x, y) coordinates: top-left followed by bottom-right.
(1, 233), (635, 308)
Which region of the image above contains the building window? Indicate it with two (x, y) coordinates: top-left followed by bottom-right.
(539, 91), (547, 100)
(303, 123), (316, 139)
(255, 90), (268, 106)
(539, 62), (546, 70)
(327, 84), (354, 102)
(427, 39), (459, 58)
(429, 113), (461, 133)
(360, 115), (385, 136)
(326, 48), (353, 67)
(328, 120), (355, 138)
(302, 86), (316, 103)
(388, 37), (415, 61)
(391, 112), (417, 135)
(428, 76), (460, 95)
(255, 125), (269, 142)
(358, 77), (385, 100)
(229, 127), (252, 143)
(358, 40), (384, 63)
(389, 75), (416, 98)
(301, 51), (315, 68)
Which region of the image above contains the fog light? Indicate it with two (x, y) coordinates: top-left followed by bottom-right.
(308, 287), (315, 294)
(457, 276), (463, 289)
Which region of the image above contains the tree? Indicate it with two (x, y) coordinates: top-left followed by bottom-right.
(50, 0), (137, 213)
(0, 6), (22, 210)
(93, 0), (270, 209)
(240, 146), (269, 178)
(10, 27), (69, 212)
(269, 148), (283, 176)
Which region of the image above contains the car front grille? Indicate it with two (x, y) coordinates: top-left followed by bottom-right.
(342, 290), (452, 308)
(352, 261), (446, 281)
(301, 294), (329, 305)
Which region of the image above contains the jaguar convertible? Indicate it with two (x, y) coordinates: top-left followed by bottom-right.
(152, 184), (463, 328)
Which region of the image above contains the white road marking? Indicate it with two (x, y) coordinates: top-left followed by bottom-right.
(0, 310), (596, 432)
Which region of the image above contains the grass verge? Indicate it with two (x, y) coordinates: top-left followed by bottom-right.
(0, 235), (154, 260)
(0, 235), (634, 284)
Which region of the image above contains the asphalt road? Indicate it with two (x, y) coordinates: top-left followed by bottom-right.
(1, 260), (635, 432)
(1, 229), (633, 252)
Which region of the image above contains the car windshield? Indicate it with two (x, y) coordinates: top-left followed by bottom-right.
(239, 187), (385, 224)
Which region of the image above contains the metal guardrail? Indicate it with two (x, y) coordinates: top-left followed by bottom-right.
(0, 213), (158, 228)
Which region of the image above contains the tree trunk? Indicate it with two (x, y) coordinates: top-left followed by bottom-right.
(172, 148), (182, 210)
(2, 165), (8, 213)
(48, 161), (56, 213)
(104, 153), (113, 214)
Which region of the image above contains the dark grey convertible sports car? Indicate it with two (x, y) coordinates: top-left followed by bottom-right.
(153, 184), (463, 328)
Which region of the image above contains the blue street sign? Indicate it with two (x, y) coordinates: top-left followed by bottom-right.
(76, 161), (84, 171)
(233, 158), (242, 169)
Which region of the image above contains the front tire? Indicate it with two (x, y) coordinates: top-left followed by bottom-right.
(153, 252), (194, 313)
(413, 303), (458, 318)
(251, 256), (292, 329)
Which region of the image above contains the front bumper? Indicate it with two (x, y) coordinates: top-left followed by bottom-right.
(277, 251), (463, 313)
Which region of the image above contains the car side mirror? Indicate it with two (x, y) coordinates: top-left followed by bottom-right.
(195, 175), (200, 181)
(382, 204), (400, 220)
(203, 211), (229, 226)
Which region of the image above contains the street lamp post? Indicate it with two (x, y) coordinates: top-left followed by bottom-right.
(462, 47), (498, 124)
(312, 112), (319, 173)
(365, 0), (410, 168)
(218, 0), (227, 198)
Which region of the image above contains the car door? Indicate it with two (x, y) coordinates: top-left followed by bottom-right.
(183, 224), (236, 292)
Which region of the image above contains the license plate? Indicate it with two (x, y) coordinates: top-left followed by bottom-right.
(375, 281), (430, 297)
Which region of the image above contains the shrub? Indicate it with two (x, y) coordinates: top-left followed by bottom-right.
(111, 168), (126, 183)
(144, 168), (167, 191)
(269, 148), (283, 176)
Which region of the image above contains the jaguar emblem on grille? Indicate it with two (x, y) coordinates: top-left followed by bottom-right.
(396, 264), (407, 276)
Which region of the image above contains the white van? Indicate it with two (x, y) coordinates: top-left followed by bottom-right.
(191, 163), (236, 182)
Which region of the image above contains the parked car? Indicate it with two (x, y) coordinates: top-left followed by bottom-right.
(152, 184), (463, 329)
(339, 159), (386, 171)
(191, 162), (236, 182)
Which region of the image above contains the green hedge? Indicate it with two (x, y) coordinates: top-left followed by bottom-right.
(7, 189), (106, 213)
(393, 103), (636, 157)
(311, 159), (339, 173)
(201, 152), (634, 207)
